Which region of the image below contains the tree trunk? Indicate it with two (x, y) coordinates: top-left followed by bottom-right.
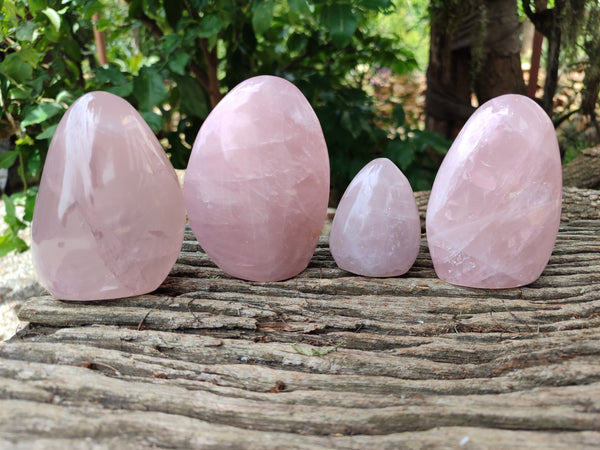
(473, 0), (526, 102)
(425, 4), (475, 138)
(426, 0), (526, 139)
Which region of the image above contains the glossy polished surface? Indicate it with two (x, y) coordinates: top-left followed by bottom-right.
(330, 158), (421, 277)
(32, 91), (185, 300)
(426, 94), (562, 289)
(184, 76), (330, 281)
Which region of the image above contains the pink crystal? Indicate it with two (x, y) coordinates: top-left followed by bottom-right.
(329, 158), (421, 277)
(183, 76), (330, 281)
(426, 94), (562, 289)
(32, 91), (186, 300)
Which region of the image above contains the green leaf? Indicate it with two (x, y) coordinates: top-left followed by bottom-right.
(288, 0), (311, 16)
(18, 47), (39, 67)
(128, 0), (143, 18)
(164, 0), (183, 29)
(386, 139), (414, 170)
(16, 21), (37, 41)
(15, 135), (34, 147)
(26, 150), (42, 177)
(1, 53), (33, 84)
(29, 0), (46, 14)
(56, 90), (76, 105)
(197, 14), (224, 38)
(392, 104), (406, 127)
(96, 65), (129, 85)
(2, 193), (25, 231)
(24, 187), (38, 223)
(21, 103), (64, 128)
(106, 82), (133, 97)
(174, 75), (209, 119)
(42, 8), (61, 32)
(9, 86), (33, 100)
(95, 18), (112, 32)
(141, 111), (163, 132)
(321, 4), (358, 48)
(168, 52), (190, 76)
(82, 1), (105, 19)
(357, 0), (393, 12)
(252, 0), (275, 34)
(287, 33), (308, 54)
(133, 67), (167, 111)
(340, 110), (362, 139)
(27, 74), (47, 95)
(0, 151), (18, 169)
(0, 232), (28, 257)
(189, 0), (209, 8)
(36, 124), (58, 140)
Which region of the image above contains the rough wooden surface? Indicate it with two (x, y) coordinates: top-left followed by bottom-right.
(562, 145), (600, 189)
(1, 206), (600, 447)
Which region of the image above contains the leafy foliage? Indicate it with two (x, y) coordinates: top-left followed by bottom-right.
(0, 0), (447, 256)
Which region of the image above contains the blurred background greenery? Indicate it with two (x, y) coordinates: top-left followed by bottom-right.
(1, 0), (599, 256)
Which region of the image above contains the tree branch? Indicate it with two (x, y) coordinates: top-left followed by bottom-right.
(199, 38), (222, 108)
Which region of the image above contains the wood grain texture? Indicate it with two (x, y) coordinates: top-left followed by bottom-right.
(562, 145), (600, 189)
(1, 215), (599, 447)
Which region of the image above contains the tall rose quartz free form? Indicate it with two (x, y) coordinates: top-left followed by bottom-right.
(32, 91), (186, 300)
(184, 76), (330, 281)
(330, 158), (421, 277)
(426, 94), (562, 289)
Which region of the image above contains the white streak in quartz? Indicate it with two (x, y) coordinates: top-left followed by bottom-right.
(58, 95), (97, 220)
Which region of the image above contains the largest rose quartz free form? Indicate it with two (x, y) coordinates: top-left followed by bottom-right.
(426, 94), (562, 289)
(32, 91), (186, 300)
(184, 76), (330, 281)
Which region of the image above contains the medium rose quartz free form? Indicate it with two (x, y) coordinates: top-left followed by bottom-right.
(330, 158), (421, 277)
(184, 75), (330, 281)
(32, 91), (186, 300)
(426, 94), (562, 289)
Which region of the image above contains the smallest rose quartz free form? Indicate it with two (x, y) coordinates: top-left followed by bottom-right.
(426, 94), (562, 289)
(330, 158), (421, 277)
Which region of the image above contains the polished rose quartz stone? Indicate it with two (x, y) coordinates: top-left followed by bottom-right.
(330, 158), (421, 277)
(32, 91), (186, 300)
(426, 94), (562, 289)
(184, 75), (330, 281)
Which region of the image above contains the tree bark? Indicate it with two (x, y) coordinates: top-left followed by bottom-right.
(473, 0), (526, 102)
(426, 0), (525, 139)
(425, 4), (474, 138)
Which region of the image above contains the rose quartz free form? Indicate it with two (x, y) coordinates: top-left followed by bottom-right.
(183, 76), (330, 281)
(426, 94), (562, 289)
(330, 158), (421, 277)
(32, 91), (186, 300)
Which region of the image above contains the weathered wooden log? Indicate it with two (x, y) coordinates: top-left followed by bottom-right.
(1, 216), (599, 446)
(562, 145), (600, 188)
